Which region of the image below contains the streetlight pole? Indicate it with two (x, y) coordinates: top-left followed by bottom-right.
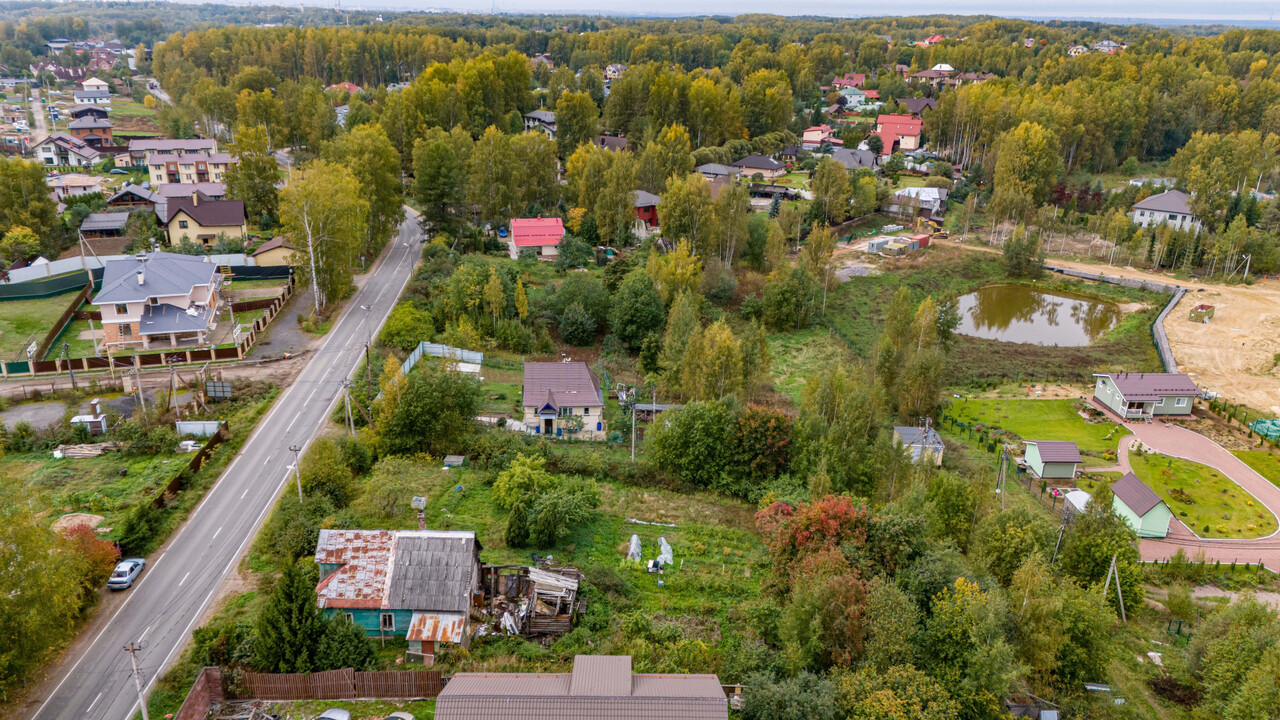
(360, 304), (373, 393)
(289, 444), (303, 501)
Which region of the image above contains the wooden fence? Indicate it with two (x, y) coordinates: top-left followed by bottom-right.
(235, 669), (445, 701)
(175, 667), (223, 720)
(35, 279), (94, 362)
(151, 424), (232, 509)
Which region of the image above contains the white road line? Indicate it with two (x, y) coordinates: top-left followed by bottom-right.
(211, 526), (221, 540)
(263, 455), (271, 466)
(138, 625), (151, 642)
(85, 692), (103, 714)
(178, 572), (190, 587)
(305, 386), (319, 404)
(285, 414), (299, 432)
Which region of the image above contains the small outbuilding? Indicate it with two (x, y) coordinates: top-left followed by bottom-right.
(1110, 472), (1172, 538)
(1024, 440), (1082, 479)
(1190, 304), (1215, 323)
(893, 424), (945, 466)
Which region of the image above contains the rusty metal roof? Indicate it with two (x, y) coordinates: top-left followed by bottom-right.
(406, 611), (466, 643)
(314, 529), (477, 612)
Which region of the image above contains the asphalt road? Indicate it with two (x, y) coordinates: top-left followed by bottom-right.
(27, 212), (422, 720)
(29, 88), (48, 142)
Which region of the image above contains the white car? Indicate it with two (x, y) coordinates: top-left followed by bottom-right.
(107, 558), (146, 589)
(316, 710), (350, 720)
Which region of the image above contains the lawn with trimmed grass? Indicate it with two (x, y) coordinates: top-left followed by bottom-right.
(1233, 450), (1280, 489)
(1128, 450), (1277, 538)
(0, 292), (80, 358)
(947, 397), (1127, 458)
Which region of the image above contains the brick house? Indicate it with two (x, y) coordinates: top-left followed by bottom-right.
(91, 252), (222, 348)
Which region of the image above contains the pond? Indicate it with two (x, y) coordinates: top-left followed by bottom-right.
(954, 284), (1121, 346)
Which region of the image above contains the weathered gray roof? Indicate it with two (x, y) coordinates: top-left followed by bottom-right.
(732, 154), (783, 171)
(1112, 472), (1165, 517)
(525, 110), (556, 123)
(66, 116), (112, 129)
(523, 362), (603, 409)
(1132, 189), (1193, 215)
(1102, 372), (1199, 402)
(138, 303), (212, 335)
(832, 147), (877, 170)
(385, 532), (478, 613)
(92, 252), (218, 305)
(80, 211), (132, 232)
(1027, 440), (1082, 464)
(436, 655), (728, 720)
(108, 184), (161, 205)
(895, 425), (944, 449)
(632, 190), (661, 208)
(73, 89), (109, 99)
(154, 182), (226, 199)
(694, 163), (738, 176)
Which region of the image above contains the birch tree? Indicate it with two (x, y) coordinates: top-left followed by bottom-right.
(280, 160), (368, 314)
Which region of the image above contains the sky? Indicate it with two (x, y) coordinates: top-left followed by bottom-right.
(263, 0), (1280, 25)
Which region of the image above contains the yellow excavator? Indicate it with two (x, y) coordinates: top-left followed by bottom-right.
(914, 216), (949, 240)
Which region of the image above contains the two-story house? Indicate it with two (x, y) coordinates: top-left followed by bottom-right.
(315, 528), (481, 664)
(873, 114), (923, 154)
(147, 150), (235, 185)
(159, 192), (247, 246)
(91, 252), (222, 349)
(66, 115), (113, 146)
(522, 361), (606, 440)
(523, 110), (556, 138)
(73, 89), (111, 106)
(124, 137), (218, 167)
(33, 133), (101, 167)
(1129, 190), (1203, 234)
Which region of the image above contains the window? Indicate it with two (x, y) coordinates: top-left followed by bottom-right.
(344, 612), (354, 623)
(121, 324), (132, 338)
(178, 220), (188, 229)
(114, 304), (128, 315)
(380, 613), (395, 631)
(1155, 398), (1165, 407)
(583, 407), (590, 416)
(1175, 397), (1188, 408)
(148, 297), (159, 305)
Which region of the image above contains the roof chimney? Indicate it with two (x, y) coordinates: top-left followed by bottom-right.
(136, 267), (144, 285)
(192, 192), (199, 205)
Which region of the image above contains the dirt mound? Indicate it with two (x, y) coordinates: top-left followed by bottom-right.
(51, 513), (104, 534)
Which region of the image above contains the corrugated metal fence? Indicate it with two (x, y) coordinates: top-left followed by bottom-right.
(1047, 265), (1184, 373)
(236, 669), (445, 700)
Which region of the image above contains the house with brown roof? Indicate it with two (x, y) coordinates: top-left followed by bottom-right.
(732, 154), (785, 180)
(1024, 440), (1082, 479)
(901, 97), (937, 117)
(315, 529), (481, 664)
(522, 361), (606, 439)
(435, 654), (729, 720)
(1093, 372), (1199, 420)
(147, 150), (235, 185)
(251, 237), (297, 266)
(1130, 190), (1202, 234)
(1110, 472), (1171, 538)
(160, 192), (247, 247)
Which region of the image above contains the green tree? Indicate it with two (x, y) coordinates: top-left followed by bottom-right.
(316, 615), (377, 671)
(254, 559), (327, 673)
(991, 121), (1061, 220)
(493, 453), (556, 510)
(648, 399), (735, 489)
(862, 580), (921, 672)
(555, 91), (599, 157)
(659, 173), (718, 259)
(976, 508), (1056, 586)
(380, 303), (433, 351)
(0, 157), (60, 252)
(225, 125), (279, 223)
(1058, 492), (1145, 613)
(512, 130), (561, 211)
(741, 69), (793, 137)
(558, 302), (597, 346)
(300, 437), (357, 507)
(280, 159), (368, 313)
(0, 225), (39, 264)
(834, 664), (958, 720)
(741, 672), (836, 720)
(412, 138), (465, 233)
(323, 123), (405, 259)
(637, 124), (694, 193)
(660, 290), (702, 379)
(466, 127), (519, 227)
(920, 579), (1019, 720)
(595, 151), (638, 246)
(1002, 224), (1046, 278)
(379, 364), (482, 457)
(610, 271), (665, 350)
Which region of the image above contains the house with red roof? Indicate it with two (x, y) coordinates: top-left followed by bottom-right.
(326, 81), (364, 95)
(508, 216), (566, 260)
(801, 124), (840, 150)
(831, 72), (865, 90)
(873, 114), (922, 154)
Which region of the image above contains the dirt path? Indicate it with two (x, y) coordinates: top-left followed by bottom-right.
(934, 238), (1280, 415)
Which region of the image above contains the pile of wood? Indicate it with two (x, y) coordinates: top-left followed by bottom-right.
(53, 441), (122, 459)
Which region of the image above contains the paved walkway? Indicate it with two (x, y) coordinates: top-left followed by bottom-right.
(1090, 401), (1280, 566)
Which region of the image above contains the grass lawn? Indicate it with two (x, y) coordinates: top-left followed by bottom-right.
(478, 378), (523, 416)
(107, 98), (158, 119)
(947, 397), (1128, 458)
(775, 172), (810, 188)
(226, 277), (288, 300)
(0, 293), (80, 358)
(1128, 450), (1277, 538)
(767, 328), (851, 404)
(272, 700), (437, 719)
(892, 175), (930, 188)
(1233, 450), (1280, 489)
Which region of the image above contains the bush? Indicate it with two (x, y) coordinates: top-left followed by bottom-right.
(300, 437), (358, 508)
(554, 233), (595, 271)
(379, 303), (434, 351)
(701, 260), (739, 305)
(558, 302), (597, 346)
(495, 319), (534, 353)
(117, 502), (167, 557)
(259, 495), (336, 562)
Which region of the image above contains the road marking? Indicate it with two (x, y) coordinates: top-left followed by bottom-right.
(263, 455), (271, 466)
(86, 692), (103, 714)
(139, 625), (151, 642)
(178, 571), (190, 587)
(241, 486), (250, 499)
(305, 386), (319, 404)
(212, 526), (221, 540)
(285, 414), (299, 431)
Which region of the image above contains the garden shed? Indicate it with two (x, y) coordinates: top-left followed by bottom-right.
(1024, 440), (1082, 479)
(1110, 472), (1172, 538)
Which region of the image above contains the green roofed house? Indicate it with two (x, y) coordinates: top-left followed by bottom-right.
(1024, 440), (1082, 480)
(1110, 472), (1172, 538)
(315, 528), (481, 665)
(1093, 372), (1200, 420)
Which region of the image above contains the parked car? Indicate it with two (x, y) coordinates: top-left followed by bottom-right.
(316, 710), (350, 720)
(108, 168), (129, 175)
(382, 714), (414, 720)
(107, 558), (146, 589)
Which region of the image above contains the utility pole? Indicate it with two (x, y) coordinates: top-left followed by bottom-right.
(342, 380), (355, 439)
(630, 386), (636, 464)
(290, 444), (303, 501)
(124, 642), (150, 720)
(133, 366), (147, 426)
(361, 304), (374, 393)
(61, 342), (77, 391)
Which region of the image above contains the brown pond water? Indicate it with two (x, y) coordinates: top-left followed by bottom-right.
(955, 284), (1121, 346)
